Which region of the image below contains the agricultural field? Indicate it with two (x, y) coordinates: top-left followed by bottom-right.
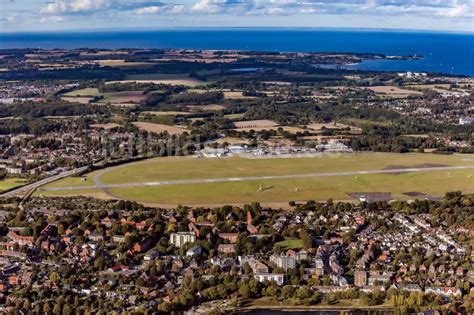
(41, 153), (474, 205)
(98, 91), (146, 104)
(63, 88), (146, 105)
(115, 73), (208, 86)
(63, 88), (100, 97)
(142, 111), (192, 116)
(90, 123), (121, 130)
(234, 119), (279, 129)
(307, 122), (362, 134)
(366, 85), (422, 98)
(98, 59), (156, 69)
(0, 178), (27, 192)
(61, 96), (92, 104)
(223, 91), (257, 99)
(187, 104), (226, 111)
(132, 122), (188, 135)
(232, 119), (307, 133)
(224, 113), (246, 120)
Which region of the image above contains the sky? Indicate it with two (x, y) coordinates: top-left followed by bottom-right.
(1, 0), (473, 32)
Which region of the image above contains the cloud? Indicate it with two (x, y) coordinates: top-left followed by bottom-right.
(169, 4), (185, 14)
(41, 0), (168, 15)
(41, 0), (111, 14)
(0, 16), (17, 23)
(189, 0), (473, 19)
(136, 6), (163, 14)
(41, 16), (66, 23)
(136, 3), (184, 14)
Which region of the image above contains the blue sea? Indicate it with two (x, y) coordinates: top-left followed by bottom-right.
(1, 28), (473, 76)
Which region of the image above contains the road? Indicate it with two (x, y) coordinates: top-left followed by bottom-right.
(42, 164), (474, 192)
(0, 166), (90, 198)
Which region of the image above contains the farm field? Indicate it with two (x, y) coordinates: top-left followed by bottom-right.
(61, 96), (92, 104)
(116, 73), (208, 86)
(97, 91), (146, 104)
(132, 122), (188, 135)
(366, 85), (422, 98)
(224, 113), (246, 120)
(143, 111), (192, 116)
(63, 88), (100, 97)
(98, 59), (156, 69)
(41, 153), (474, 205)
(0, 178), (27, 192)
(90, 123), (121, 130)
(187, 104), (226, 111)
(223, 91), (257, 99)
(63, 88), (146, 104)
(308, 122), (362, 133)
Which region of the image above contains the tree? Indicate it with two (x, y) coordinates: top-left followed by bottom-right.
(52, 304), (61, 315)
(239, 283), (251, 299)
(299, 228), (313, 249)
(62, 304), (73, 315)
(281, 285), (295, 299)
(50, 272), (60, 283)
(22, 300), (31, 311)
(43, 302), (51, 314)
(296, 286), (311, 300)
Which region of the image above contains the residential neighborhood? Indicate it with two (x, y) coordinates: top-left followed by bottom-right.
(0, 192), (471, 313)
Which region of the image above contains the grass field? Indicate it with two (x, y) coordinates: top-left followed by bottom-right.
(244, 297), (394, 310)
(367, 86), (422, 97)
(117, 73), (208, 86)
(275, 239), (303, 249)
(104, 169), (472, 204)
(41, 153), (474, 205)
(63, 88), (146, 104)
(98, 60), (156, 69)
(97, 91), (146, 104)
(98, 153), (473, 184)
(132, 122), (188, 135)
(63, 88), (100, 97)
(0, 178), (27, 192)
(224, 113), (246, 120)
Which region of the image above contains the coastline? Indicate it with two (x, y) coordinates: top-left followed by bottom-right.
(0, 29), (471, 76)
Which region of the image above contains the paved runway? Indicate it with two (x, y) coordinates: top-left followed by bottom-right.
(42, 164), (474, 192)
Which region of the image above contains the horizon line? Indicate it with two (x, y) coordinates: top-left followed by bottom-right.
(1, 26), (473, 35)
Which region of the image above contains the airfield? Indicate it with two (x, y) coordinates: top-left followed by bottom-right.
(37, 152), (474, 206)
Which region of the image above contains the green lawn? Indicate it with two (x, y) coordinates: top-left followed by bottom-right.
(97, 153), (473, 185)
(224, 113), (246, 119)
(43, 176), (96, 189)
(246, 297), (394, 310)
(63, 88), (100, 97)
(275, 239), (303, 249)
(36, 188), (103, 197)
(0, 178), (27, 192)
(103, 169), (473, 204)
(41, 153), (474, 204)
(126, 73), (188, 80)
(124, 73), (212, 86)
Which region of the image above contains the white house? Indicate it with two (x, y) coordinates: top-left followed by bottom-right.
(254, 273), (284, 285)
(170, 232), (196, 248)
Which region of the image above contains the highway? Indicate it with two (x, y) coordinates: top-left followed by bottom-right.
(42, 164), (474, 192)
(0, 166), (90, 198)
